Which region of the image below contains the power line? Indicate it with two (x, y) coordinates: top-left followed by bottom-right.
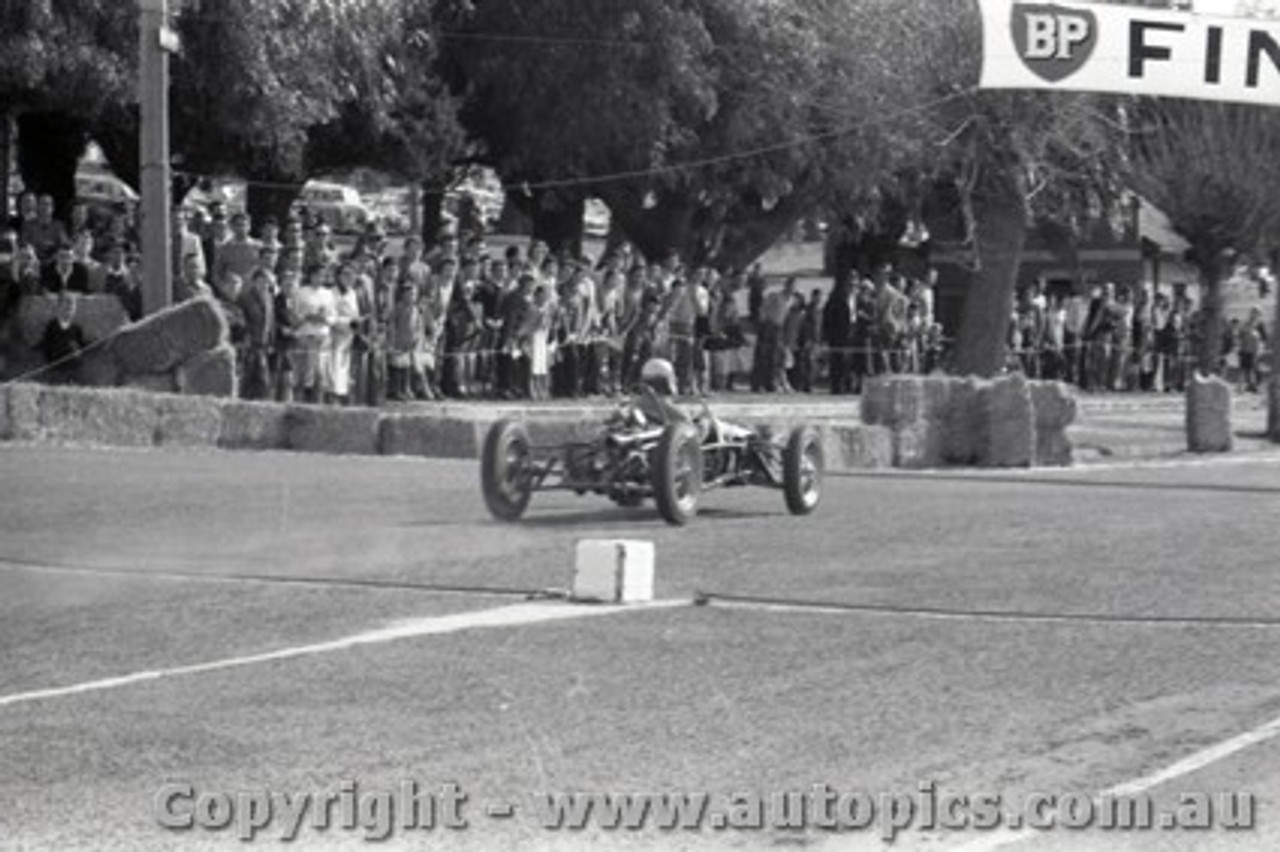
(173, 88), (974, 198)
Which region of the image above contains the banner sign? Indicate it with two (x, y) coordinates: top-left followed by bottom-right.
(978, 0), (1280, 106)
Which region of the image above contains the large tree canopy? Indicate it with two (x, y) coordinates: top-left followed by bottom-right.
(444, 0), (902, 264)
(1125, 100), (1280, 373)
(0, 0), (135, 214)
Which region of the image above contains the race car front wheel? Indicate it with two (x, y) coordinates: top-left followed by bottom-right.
(783, 426), (824, 515)
(652, 422), (703, 526)
(481, 419), (534, 522)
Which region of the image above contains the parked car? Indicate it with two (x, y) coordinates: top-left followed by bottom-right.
(75, 171), (138, 214)
(296, 180), (371, 234)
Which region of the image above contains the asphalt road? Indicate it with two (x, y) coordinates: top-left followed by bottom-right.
(1, 444), (1279, 851)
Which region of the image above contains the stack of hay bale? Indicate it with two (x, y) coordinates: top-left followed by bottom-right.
(861, 374), (1077, 469)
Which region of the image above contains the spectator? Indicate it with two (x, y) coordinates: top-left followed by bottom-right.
(292, 265), (335, 404)
(528, 284), (555, 401)
(273, 268), (302, 402)
(823, 276), (855, 395)
(171, 206), (207, 281)
(754, 277), (793, 392)
(72, 230), (105, 293)
(213, 211), (262, 294)
(38, 292), (87, 384)
(12, 191), (37, 234)
(102, 242), (143, 322)
(11, 243), (43, 297)
(327, 262), (362, 405)
(25, 195), (67, 259)
(387, 282), (423, 402)
(1238, 307), (1267, 392)
(238, 267), (276, 401)
(41, 243), (89, 294)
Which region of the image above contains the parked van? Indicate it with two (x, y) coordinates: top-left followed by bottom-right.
(297, 180), (371, 234)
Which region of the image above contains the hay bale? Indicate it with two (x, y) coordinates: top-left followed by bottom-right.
(981, 373), (1036, 468)
(860, 376), (927, 428)
(77, 344), (123, 388)
(36, 385), (159, 447)
(123, 372), (179, 395)
(219, 401), (289, 450)
(5, 383), (41, 441)
(286, 405), (381, 456)
(16, 294), (129, 348)
(1029, 381), (1078, 467)
(379, 413), (481, 459)
(822, 423), (893, 472)
(153, 394), (224, 447)
(176, 344), (238, 398)
(109, 296), (228, 375)
(892, 422), (946, 469)
(941, 377), (987, 466)
(1186, 372), (1233, 453)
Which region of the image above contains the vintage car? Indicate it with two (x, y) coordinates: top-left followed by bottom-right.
(480, 388), (824, 526)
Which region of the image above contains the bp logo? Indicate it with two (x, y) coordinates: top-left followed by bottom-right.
(1012, 3), (1098, 82)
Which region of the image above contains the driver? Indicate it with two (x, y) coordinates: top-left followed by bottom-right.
(634, 358), (689, 426)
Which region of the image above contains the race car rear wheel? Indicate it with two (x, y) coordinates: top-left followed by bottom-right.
(783, 426), (823, 515)
(481, 419), (534, 522)
(652, 422), (702, 526)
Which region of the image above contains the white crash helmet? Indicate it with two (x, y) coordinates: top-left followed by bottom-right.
(640, 358), (677, 396)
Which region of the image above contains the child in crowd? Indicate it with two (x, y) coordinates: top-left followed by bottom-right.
(387, 282), (423, 402)
(528, 285), (553, 401)
(38, 292), (87, 385)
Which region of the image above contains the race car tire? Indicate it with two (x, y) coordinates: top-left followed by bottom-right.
(783, 426), (824, 516)
(481, 419), (534, 522)
(652, 422), (703, 526)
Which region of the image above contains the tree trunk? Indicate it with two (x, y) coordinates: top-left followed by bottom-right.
(420, 188), (446, 245)
(952, 175), (1029, 378)
(16, 111), (88, 221)
(246, 179), (300, 233)
(1195, 254), (1227, 375)
(530, 191), (585, 258)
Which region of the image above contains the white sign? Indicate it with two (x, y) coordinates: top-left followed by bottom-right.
(978, 0), (1280, 106)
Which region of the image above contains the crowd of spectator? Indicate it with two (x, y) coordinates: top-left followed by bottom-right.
(1008, 280), (1271, 394)
(2, 189), (1271, 400)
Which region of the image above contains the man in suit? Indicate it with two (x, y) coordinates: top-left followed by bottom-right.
(41, 243), (89, 294)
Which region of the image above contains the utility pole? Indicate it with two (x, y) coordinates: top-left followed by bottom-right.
(139, 0), (179, 315)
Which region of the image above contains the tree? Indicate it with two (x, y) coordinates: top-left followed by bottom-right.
(445, 0), (895, 264)
(871, 0), (1126, 377)
(1124, 100), (1280, 374)
(0, 0), (134, 216)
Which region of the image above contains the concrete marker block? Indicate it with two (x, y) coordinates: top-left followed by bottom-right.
(573, 540), (655, 604)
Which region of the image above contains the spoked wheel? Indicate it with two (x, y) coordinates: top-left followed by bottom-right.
(652, 422), (703, 526)
(481, 419), (534, 522)
(783, 426), (824, 515)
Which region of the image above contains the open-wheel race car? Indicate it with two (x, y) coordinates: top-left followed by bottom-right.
(480, 383), (824, 526)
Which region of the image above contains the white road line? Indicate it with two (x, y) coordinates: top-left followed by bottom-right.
(0, 600), (684, 710)
(950, 712), (1280, 851)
